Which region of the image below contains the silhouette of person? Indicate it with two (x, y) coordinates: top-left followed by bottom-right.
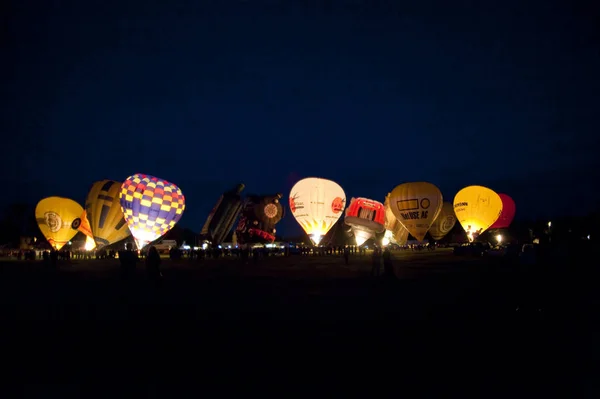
(343, 246), (350, 265)
(382, 247), (394, 278)
(118, 242), (139, 282)
(145, 245), (162, 285)
(371, 248), (381, 277)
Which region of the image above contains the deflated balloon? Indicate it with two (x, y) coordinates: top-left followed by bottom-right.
(35, 197), (85, 250)
(289, 177), (346, 245)
(344, 197), (385, 246)
(489, 193), (516, 229)
(85, 180), (131, 249)
(388, 182), (443, 242)
(120, 174), (185, 249)
(428, 202), (457, 241)
(453, 185), (503, 241)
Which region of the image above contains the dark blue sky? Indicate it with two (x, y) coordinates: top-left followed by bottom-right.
(3, 0), (599, 236)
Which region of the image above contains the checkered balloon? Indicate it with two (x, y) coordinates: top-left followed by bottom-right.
(119, 173), (185, 249)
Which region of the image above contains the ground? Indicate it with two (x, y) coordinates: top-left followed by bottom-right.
(1, 248), (597, 397)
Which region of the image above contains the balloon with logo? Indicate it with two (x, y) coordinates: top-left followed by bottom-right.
(489, 193), (516, 229)
(119, 174), (185, 249)
(35, 197), (85, 250)
(428, 202), (457, 241)
(289, 177), (346, 245)
(388, 182), (443, 242)
(344, 197), (385, 246)
(85, 180), (131, 249)
(453, 185), (503, 242)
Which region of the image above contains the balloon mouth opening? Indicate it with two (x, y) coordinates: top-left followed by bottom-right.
(310, 234), (322, 246)
(353, 229), (373, 247)
(134, 239), (149, 250)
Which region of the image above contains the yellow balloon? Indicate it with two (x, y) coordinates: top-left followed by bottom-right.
(384, 194), (410, 245)
(428, 202), (457, 241)
(289, 177), (346, 245)
(393, 224), (409, 246)
(35, 197), (84, 250)
(388, 182), (443, 242)
(453, 185), (503, 242)
(85, 180), (131, 249)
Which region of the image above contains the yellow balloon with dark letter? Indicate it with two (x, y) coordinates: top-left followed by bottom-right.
(453, 185), (503, 242)
(388, 182), (443, 242)
(35, 197), (85, 250)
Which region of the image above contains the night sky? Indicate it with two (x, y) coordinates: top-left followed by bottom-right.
(3, 0), (599, 236)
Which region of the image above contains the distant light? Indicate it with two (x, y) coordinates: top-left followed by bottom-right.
(202, 243), (208, 250)
(588, 235), (591, 240)
(496, 234), (503, 244)
(548, 221), (552, 228)
(218, 245), (222, 249)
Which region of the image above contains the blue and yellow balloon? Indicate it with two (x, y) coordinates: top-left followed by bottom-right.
(119, 173), (185, 249)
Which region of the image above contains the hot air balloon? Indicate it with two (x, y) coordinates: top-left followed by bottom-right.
(394, 225), (410, 246)
(344, 197), (385, 246)
(289, 177), (346, 245)
(383, 194), (410, 246)
(35, 197), (85, 250)
(201, 184), (245, 245)
(489, 193), (516, 229)
(78, 210), (96, 250)
(235, 193), (285, 244)
(388, 182), (443, 242)
(453, 185), (503, 242)
(85, 180), (131, 249)
(119, 174), (185, 249)
(428, 202), (457, 241)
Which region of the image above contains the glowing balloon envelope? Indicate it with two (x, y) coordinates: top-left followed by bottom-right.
(388, 182), (443, 242)
(78, 210), (96, 250)
(344, 197), (385, 246)
(489, 193), (516, 229)
(85, 180), (131, 249)
(383, 194), (410, 245)
(35, 197), (85, 250)
(289, 177), (346, 245)
(119, 174), (185, 249)
(428, 202), (457, 241)
(453, 185), (503, 241)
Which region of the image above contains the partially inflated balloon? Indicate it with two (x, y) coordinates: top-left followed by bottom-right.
(388, 182), (443, 242)
(289, 177), (346, 245)
(393, 224), (409, 246)
(428, 202), (457, 241)
(35, 197), (85, 250)
(85, 180), (131, 249)
(344, 197), (385, 246)
(489, 193), (516, 229)
(383, 194), (409, 245)
(453, 185), (503, 241)
(78, 210), (96, 250)
(120, 174), (185, 249)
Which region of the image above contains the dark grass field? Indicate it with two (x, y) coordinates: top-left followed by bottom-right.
(1, 249), (598, 397)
